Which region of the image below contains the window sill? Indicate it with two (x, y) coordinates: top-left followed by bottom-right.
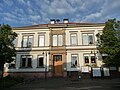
(20, 67), (33, 68)
(71, 66), (78, 68)
(8, 67), (16, 69)
(36, 66), (45, 68)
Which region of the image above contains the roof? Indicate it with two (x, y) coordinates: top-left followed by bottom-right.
(12, 22), (105, 30)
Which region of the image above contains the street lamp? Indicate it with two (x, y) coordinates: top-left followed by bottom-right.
(42, 51), (50, 80)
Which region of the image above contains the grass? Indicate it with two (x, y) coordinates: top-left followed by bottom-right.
(0, 75), (24, 89)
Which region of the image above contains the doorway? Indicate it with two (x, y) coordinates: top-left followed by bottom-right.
(53, 55), (63, 76)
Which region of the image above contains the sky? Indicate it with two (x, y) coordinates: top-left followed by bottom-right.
(0, 0), (120, 27)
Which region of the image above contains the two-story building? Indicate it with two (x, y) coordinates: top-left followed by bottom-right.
(4, 19), (104, 78)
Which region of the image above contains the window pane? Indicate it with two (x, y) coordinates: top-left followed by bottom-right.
(71, 55), (77, 67)
(53, 55), (62, 61)
(39, 35), (44, 46)
(27, 57), (32, 67)
(28, 36), (33, 47)
(53, 35), (57, 46)
(38, 57), (44, 67)
(82, 34), (88, 45)
(71, 34), (77, 45)
(89, 34), (93, 44)
(84, 55), (89, 63)
(23, 36), (27, 47)
(91, 56), (96, 63)
(13, 38), (17, 47)
(58, 35), (62, 46)
(21, 57), (26, 67)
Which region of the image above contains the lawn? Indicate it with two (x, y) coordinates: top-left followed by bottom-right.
(0, 75), (24, 89)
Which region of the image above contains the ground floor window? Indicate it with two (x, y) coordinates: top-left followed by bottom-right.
(91, 56), (96, 63)
(21, 55), (32, 68)
(71, 54), (78, 68)
(37, 56), (44, 67)
(53, 55), (62, 61)
(84, 54), (96, 65)
(84, 55), (89, 63)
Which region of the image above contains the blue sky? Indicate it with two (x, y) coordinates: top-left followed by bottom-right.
(0, 0), (120, 27)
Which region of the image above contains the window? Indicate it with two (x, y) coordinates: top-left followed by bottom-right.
(58, 35), (62, 46)
(91, 56), (96, 63)
(71, 34), (77, 45)
(89, 34), (94, 44)
(84, 54), (96, 65)
(53, 35), (57, 46)
(21, 56), (32, 68)
(22, 36), (33, 47)
(39, 35), (45, 46)
(38, 56), (44, 67)
(84, 55), (89, 63)
(82, 34), (94, 45)
(71, 55), (78, 68)
(82, 34), (87, 45)
(13, 37), (18, 47)
(53, 55), (62, 61)
(53, 35), (63, 46)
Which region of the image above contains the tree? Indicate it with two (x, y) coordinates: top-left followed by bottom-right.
(0, 24), (17, 78)
(96, 19), (120, 67)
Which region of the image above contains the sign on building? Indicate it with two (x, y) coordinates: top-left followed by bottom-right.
(103, 67), (110, 76)
(81, 66), (89, 73)
(92, 67), (101, 77)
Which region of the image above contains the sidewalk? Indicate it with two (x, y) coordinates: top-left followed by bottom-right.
(5, 78), (120, 90)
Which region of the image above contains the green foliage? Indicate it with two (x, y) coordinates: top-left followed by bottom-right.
(0, 24), (17, 73)
(96, 19), (120, 67)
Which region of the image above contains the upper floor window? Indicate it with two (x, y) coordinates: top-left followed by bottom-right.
(21, 55), (32, 68)
(71, 54), (78, 68)
(39, 35), (45, 46)
(53, 35), (63, 46)
(82, 34), (94, 45)
(13, 37), (18, 47)
(22, 36), (33, 47)
(71, 34), (77, 45)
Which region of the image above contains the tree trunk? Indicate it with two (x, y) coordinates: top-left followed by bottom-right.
(0, 62), (4, 78)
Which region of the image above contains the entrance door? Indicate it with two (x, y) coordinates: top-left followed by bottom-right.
(53, 55), (62, 76)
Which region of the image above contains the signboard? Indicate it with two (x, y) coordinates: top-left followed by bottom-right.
(103, 68), (110, 76)
(81, 66), (89, 73)
(92, 68), (101, 77)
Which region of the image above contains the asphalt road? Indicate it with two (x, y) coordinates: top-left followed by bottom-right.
(4, 78), (120, 90)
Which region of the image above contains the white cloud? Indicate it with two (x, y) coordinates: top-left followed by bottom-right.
(18, 0), (26, 4)
(3, 0), (13, 6)
(1, 0), (120, 26)
(40, 0), (76, 16)
(4, 17), (17, 22)
(29, 15), (41, 21)
(3, 12), (17, 19)
(81, 0), (120, 22)
(26, 1), (31, 7)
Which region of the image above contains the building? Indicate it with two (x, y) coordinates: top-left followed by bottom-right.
(4, 19), (105, 78)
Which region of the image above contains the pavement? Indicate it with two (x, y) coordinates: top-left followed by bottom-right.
(3, 78), (120, 90)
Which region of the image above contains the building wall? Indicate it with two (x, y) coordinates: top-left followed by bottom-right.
(4, 23), (105, 78)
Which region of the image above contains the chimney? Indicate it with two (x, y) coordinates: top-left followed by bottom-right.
(63, 19), (69, 23)
(50, 19), (56, 24)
